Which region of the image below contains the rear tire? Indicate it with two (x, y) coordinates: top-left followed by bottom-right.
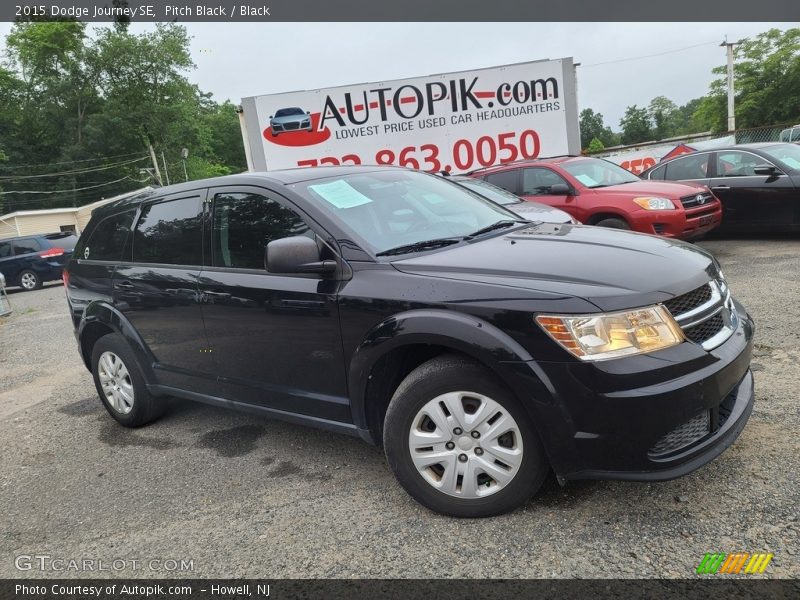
(91, 333), (165, 427)
(595, 217), (630, 230)
(19, 270), (41, 291)
(383, 354), (548, 517)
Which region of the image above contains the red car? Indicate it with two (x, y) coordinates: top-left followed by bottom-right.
(467, 156), (722, 239)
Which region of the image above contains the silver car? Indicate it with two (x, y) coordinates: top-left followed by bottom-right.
(449, 175), (579, 224)
(269, 107), (312, 136)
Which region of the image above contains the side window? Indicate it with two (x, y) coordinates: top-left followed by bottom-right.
(522, 168), (568, 195)
(12, 238), (41, 255)
(213, 192), (311, 269)
(664, 154), (710, 180)
(647, 164), (667, 180)
(485, 170), (519, 194)
(132, 196), (203, 265)
(715, 151), (762, 177)
(0, 241), (11, 258)
(84, 211), (135, 261)
(792, 129), (800, 142)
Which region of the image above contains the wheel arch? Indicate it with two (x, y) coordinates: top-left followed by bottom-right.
(348, 309), (548, 443)
(77, 301), (156, 382)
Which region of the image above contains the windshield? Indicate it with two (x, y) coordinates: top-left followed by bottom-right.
(561, 158), (640, 188)
(761, 143), (800, 170)
(452, 178), (520, 205)
(275, 108), (305, 117)
(292, 170), (519, 255)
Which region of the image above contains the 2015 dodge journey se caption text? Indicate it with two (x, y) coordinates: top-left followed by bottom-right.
(64, 166), (754, 517)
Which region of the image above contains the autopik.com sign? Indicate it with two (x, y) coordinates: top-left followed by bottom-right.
(239, 58), (580, 174)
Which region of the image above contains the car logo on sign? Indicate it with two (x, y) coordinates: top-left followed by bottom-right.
(697, 194), (706, 205)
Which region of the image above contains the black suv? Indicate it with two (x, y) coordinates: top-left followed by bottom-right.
(65, 167), (754, 517)
(0, 232), (77, 290)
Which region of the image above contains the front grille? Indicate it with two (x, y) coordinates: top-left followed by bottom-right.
(680, 192), (715, 208)
(649, 411), (711, 456)
(664, 284), (712, 316)
(684, 313), (725, 344)
(664, 278), (736, 350)
(285, 122), (299, 130)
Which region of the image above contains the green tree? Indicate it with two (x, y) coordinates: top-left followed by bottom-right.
(579, 108), (617, 149)
(648, 96), (679, 139)
(695, 28), (800, 131)
(586, 138), (605, 153)
(619, 105), (653, 145)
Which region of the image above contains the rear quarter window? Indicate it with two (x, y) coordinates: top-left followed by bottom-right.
(83, 211), (136, 261)
(12, 239), (41, 255)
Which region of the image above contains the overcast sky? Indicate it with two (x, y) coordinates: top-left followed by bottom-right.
(1, 22), (795, 129)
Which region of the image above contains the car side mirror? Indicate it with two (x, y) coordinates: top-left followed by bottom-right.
(753, 164), (779, 176)
(269, 115), (273, 119)
(549, 183), (571, 195)
(266, 236), (336, 274)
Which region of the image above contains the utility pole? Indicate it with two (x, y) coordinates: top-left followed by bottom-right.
(161, 150), (170, 186)
(721, 37), (739, 132)
(146, 140), (163, 186)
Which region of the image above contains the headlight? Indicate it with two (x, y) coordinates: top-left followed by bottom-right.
(633, 197), (676, 210)
(536, 305), (683, 361)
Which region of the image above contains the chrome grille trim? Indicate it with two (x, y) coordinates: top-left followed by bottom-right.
(664, 278), (736, 351)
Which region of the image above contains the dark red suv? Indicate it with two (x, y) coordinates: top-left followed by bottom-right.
(468, 156), (722, 239)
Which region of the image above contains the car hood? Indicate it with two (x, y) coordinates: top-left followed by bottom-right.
(592, 180), (708, 198)
(391, 223), (719, 312)
(507, 201), (572, 223)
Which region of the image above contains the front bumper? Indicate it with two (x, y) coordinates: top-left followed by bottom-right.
(505, 299), (754, 481)
(629, 203), (722, 239)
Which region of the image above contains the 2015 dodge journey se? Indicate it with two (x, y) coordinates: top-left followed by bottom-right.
(64, 166), (755, 517)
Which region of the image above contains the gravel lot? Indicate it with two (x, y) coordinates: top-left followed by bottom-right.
(1, 236), (798, 579)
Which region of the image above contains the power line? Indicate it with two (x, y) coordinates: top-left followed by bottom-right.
(0, 156), (149, 181)
(0, 175), (138, 196)
(580, 41), (719, 68)
(0, 151), (146, 172)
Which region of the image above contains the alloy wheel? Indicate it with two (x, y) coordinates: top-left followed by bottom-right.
(97, 351), (135, 414)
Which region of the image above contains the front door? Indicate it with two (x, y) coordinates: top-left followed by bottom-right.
(710, 150), (796, 228)
(521, 167), (575, 215)
(198, 186), (349, 422)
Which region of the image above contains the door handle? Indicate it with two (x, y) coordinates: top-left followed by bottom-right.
(711, 185), (730, 191)
(114, 281), (135, 289)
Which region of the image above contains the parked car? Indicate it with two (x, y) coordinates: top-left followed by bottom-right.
(467, 156), (722, 240)
(0, 232), (77, 290)
(269, 107), (312, 136)
(447, 175), (578, 224)
(641, 143), (800, 232)
(779, 125), (800, 143)
(65, 167), (754, 517)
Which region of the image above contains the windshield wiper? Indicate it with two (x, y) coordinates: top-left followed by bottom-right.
(376, 237), (462, 257)
(465, 219), (529, 239)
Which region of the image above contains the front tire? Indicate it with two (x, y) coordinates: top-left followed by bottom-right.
(595, 217), (630, 230)
(91, 333), (164, 427)
(19, 270), (41, 290)
(383, 355), (548, 517)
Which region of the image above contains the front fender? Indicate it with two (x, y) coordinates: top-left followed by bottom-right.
(78, 301), (157, 382)
(348, 309), (544, 431)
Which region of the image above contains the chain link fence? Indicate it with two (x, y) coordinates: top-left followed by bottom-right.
(589, 123), (798, 173)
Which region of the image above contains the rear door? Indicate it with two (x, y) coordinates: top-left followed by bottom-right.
(197, 186), (349, 421)
(113, 190), (212, 393)
(708, 150), (796, 228)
